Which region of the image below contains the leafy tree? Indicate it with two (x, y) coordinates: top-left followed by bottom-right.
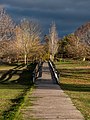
(58, 34), (88, 60)
(42, 35), (50, 60)
(57, 38), (67, 59)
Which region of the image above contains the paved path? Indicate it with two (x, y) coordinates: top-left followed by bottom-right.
(22, 62), (84, 120)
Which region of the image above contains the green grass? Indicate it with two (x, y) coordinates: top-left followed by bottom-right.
(16, 87), (39, 120)
(0, 63), (36, 120)
(55, 60), (90, 120)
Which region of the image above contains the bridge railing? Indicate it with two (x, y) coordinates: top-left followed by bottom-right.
(48, 60), (60, 84)
(32, 62), (43, 83)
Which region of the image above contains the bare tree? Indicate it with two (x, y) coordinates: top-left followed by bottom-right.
(0, 7), (15, 41)
(0, 7), (16, 62)
(15, 19), (42, 64)
(0, 39), (17, 63)
(49, 22), (59, 61)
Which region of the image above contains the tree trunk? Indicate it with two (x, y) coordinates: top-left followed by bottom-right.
(83, 57), (86, 61)
(24, 54), (27, 65)
(50, 54), (54, 61)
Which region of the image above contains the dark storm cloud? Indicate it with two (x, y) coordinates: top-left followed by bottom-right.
(0, 0), (90, 37)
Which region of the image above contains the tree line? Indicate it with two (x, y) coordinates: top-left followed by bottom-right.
(0, 7), (90, 64)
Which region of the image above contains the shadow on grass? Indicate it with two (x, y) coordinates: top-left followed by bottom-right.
(2, 87), (30, 120)
(57, 68), (90, 92)
(0, 63), (36, 88)
(60, 83), (90, 92)
(0, 63), (37, 120)
(58, 68), (90, 81)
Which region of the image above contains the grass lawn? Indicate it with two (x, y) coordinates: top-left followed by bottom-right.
(55, 60), (90, 120)
(0, 63), (36, 120)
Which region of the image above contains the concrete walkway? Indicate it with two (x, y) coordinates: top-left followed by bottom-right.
(22, 62), (84, 120)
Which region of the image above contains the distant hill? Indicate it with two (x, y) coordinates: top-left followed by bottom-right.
(74, 22), (90, 45)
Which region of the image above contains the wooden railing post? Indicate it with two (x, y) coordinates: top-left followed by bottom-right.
(32, 62), (43, 84)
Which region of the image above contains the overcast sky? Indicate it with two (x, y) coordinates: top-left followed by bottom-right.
(0, 0), (90, 37)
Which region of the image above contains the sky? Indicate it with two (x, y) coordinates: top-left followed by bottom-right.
(0, 0), (90, 37)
